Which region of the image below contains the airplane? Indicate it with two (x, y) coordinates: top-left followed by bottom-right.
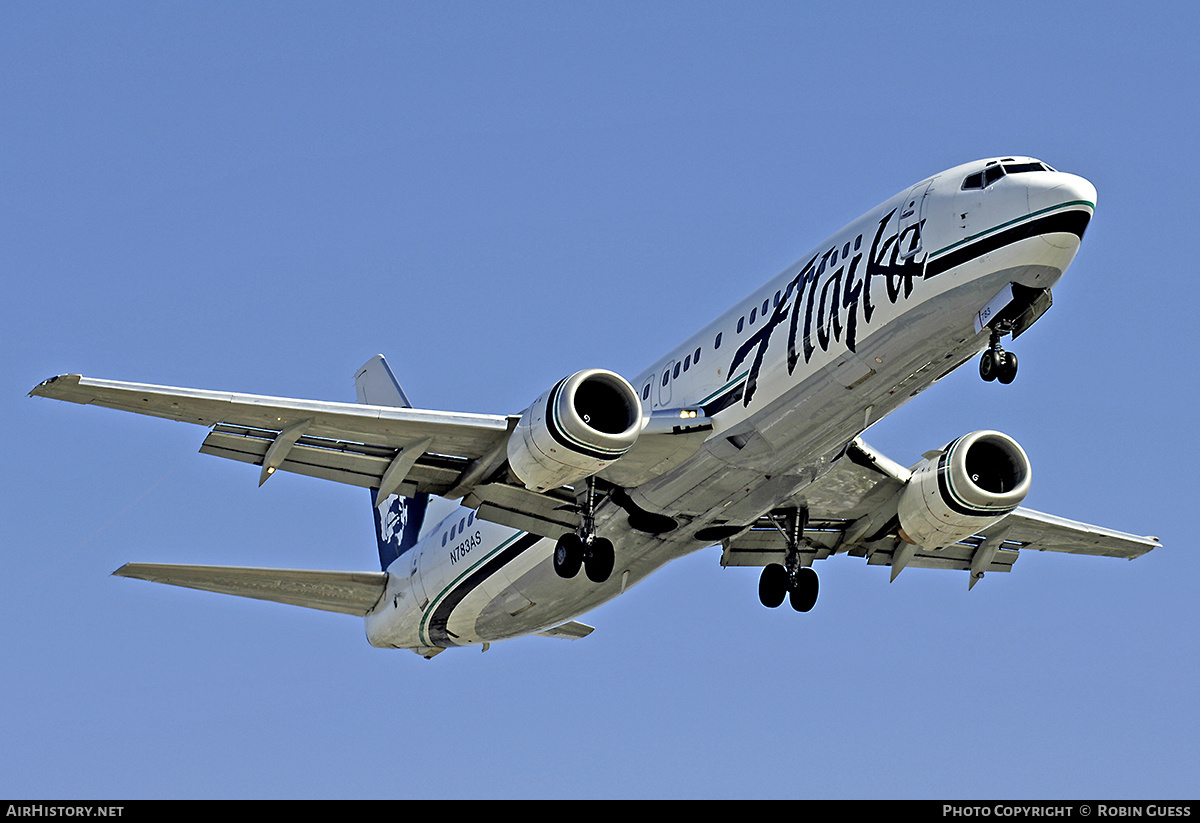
(30, 156), (1161, 658)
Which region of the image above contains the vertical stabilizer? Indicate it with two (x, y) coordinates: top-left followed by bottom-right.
(356, 355), (429, 571)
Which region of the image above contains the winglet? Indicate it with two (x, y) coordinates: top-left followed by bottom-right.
(29, 374), (83, 400)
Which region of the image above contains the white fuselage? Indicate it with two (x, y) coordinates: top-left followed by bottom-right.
(364, 158), (1097, 652)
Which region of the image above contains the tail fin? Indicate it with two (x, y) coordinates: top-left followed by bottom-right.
(356, 355), (429, 571)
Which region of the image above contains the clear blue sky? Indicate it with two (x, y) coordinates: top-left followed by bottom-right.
(3, 2), (1196, 799)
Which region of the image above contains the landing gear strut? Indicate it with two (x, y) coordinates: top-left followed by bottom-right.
(979, 321), (1018, 384)
(553, 476), (615, 583)
(757, 507), (819, 612)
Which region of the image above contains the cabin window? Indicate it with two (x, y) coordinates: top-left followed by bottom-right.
(662, 370), (670, 387)
(749, 307), (757, 324)
(683, 355), (691, 372)
(843, 241), (850, 258)
(642, 383), (651, 400)
(854, 234), (862, 250)
(673, 362), (681, 379)
(714, 332), (722, 349)
(737, 317), (744, 333)
(694, 347), (701, 364)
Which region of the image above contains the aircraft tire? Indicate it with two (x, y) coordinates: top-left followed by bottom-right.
(997, 351), (1018, 384)
(759, 563), (788, 608)
(979, 350), (1001, 382)
(584, 537), (614, 583)
(788, 567), (819, 613)
(554, 533), (584, 579)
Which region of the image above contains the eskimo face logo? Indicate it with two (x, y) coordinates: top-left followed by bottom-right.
(377, 494), (408, 548)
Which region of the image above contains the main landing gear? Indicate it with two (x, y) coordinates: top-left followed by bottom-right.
(553, 476), (615, 583)
(979, 322), (1018, 384)
(758, 507), (819, 612)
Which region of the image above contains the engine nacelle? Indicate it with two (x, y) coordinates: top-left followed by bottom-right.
(507, 369), (643, 493)
(897, 430), (1031, 549)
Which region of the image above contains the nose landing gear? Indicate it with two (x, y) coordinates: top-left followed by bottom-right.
(979, 322), (1018, 384)
(757, 507), (819, 612)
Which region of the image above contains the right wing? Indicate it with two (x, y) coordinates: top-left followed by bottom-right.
(31, 373), (515, 500)
(30, 369), (711, 541)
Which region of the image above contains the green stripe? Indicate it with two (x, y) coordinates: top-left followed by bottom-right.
(697, 370), (749, 405)
(930, 199), (1095, 259)
(419, 530), (531, 646)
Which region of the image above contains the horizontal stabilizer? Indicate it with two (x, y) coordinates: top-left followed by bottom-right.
(114, 563), (388, 616)
(536, 621), (594, 640)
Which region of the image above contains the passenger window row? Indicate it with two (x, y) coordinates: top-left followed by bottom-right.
(644, 230), (865, 402)
(440, 511), (476, 546)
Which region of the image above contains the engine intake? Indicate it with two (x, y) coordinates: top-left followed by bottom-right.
(508, 369), (643, 493)
(897, 430), (1031, 549)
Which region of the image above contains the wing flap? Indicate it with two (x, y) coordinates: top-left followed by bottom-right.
(466, 482), (577, 539)
(721, 524), (1021, 573)
(114, 563), (388, 616)
(854, 539), (1020, 572)
(198, 424), (470, 495)
(720, 522), (846, 567)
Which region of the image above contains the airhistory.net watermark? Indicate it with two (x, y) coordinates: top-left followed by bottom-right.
(6, 807), (123, 817)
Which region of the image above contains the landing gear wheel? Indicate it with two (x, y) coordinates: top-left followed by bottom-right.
(979, 349), (1002, 382)
(584, 537), (615, 583)
(997, 351), (1018, 384)
(553, 533), (583, 579)
(981, 321), (1018, 385)
(759, 563), (788, 608)
(788, 567), (819, 613)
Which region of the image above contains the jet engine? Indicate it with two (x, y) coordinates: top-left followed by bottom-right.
(897, 430), (1031, 549)
(507, 369), (643, 493)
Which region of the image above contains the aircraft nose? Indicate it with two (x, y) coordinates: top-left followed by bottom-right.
(1026, 171), (1096, 250)
(1027, 171), (1097, 216)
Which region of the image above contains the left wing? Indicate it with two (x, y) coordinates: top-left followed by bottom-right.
(720, 437), (1160, 587)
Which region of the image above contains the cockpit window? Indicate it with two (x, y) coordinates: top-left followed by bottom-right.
(1002, 161), (1050, 174)
(963, 160), (1053, 190)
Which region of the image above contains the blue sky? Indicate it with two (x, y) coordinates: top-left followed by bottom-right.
(3, 2), (1197, 799)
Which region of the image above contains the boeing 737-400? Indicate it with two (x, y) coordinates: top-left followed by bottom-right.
(30, 157), (1160, 658)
